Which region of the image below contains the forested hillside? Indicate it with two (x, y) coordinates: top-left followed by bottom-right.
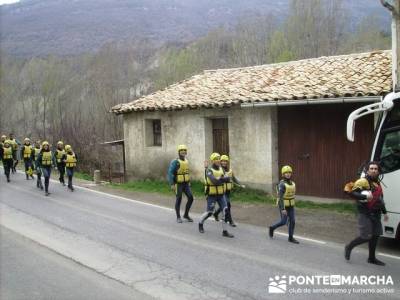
(0, 0), (391, 172)
(0, 0), (387, 57)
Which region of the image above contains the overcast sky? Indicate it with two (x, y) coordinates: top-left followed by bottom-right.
(0, 0), (20, 5)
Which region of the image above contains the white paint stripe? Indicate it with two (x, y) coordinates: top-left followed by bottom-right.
(59, 182), (173, 212)
(10, 168), (173, 212)
(378, 252), (400, 260)
(274, 231), (327, 245)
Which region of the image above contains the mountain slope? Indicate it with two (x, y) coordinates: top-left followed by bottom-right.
(0, 0), (389, 57)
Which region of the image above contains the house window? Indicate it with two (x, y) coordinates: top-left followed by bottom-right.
(145, 119), (162, 147)
(153, 119), (162, 146)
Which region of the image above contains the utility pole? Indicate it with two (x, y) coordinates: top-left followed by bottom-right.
(381, 0), (400, 91)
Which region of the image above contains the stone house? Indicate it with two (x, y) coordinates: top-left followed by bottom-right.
(112, 50), (391, 199)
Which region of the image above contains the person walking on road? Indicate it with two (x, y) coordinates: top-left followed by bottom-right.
(54, 141), (66, 186)
(199, 152), (234, 238)
(32, 140), (43, 190)
(168, 144), (194, 223)
(344, 161), (389, 266)
(9, 133), (20, 173)
(21, 137), (35, 180)
(64, 144), (77, 192)
(213, 154), (244, 227)
(269, 165), (299, 244)
(37, 141), (53, 196)
(0, 140), (14, 182)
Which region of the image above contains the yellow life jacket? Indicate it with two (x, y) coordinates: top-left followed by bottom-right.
(34, 147), (41, 161)
(176, 159), (190, 183)
(205, 166), (225, 196)
(283, 181), (296, 207)
(55, 149), (65, 163)
(3, 146), (13, 160)
(42, 151), (52, 166)
(10, 139), (18, 151)
(66, 153), (77, 168)
(23, 145), (32, 158)
(224, 168), (233, 192)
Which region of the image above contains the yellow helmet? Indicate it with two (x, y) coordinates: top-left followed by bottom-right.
(4, 139), (12, 145)
(65, 145), (72, 151)
(177, 144), (187, 152)
(42, 141), (49, 147)
(281, 165), (293, 175)
(220, 155), (229, 161)
(57, 141), (64, 146)
(1, 135), (6, 140)
(210, 152), (221, 161)
(24, 137), (30, 143)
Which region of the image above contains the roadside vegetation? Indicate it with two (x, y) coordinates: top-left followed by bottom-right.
(74, 172), (94, 181)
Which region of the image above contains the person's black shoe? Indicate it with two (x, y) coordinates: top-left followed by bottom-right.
(199, 223), (204, 233)
(45, 192), (50, 196)
(70, 186), (74, 192)
(367, 258), (386, 266)
(183, 215), (193, 222)
(344, 245), (351, 261)
(37, 181), (39, 188)
(7, 177), (10, 182)
(40, 184), (44, 190)
(26, 175), (29, 180)
(222, 230), (234, 238)
(230, 221), (237, 227)
(62, 182), (66, 186)
(269, 227), (274, 238)
(30, 175), (34, 179)
(176, 217), (183, 223)
(288, 237), (300, 244)
(213, 212), (219, 222)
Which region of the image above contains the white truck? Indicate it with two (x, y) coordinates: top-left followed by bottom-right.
(347, 92), (400, 240)
(347, 92), (400, 239)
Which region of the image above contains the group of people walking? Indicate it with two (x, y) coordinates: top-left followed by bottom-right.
(2, 136), (388, 267)
(168, 144), (388, 266)
(0, 134), (78, 196)
(168, 144), (298, 241)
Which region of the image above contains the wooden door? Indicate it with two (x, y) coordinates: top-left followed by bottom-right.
(212, 118), (229, 155)
(278, 104), (374, 198)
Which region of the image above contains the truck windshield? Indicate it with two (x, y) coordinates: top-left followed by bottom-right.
(376, 102), (400, 174)
(379, 129), (400, 173)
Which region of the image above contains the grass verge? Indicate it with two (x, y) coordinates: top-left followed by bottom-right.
(74, 171), (94, 181)
(108, 180), (356, 214)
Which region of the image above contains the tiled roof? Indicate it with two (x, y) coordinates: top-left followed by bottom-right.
(112, 50), (391, 114)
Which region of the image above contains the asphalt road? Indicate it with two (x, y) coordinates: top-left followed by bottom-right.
(1, 172), (399, 300)
(0, 227), (154, 300)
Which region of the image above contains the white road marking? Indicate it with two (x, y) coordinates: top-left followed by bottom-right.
(378, 252), (400, 260)
(274, 232), (327, 245)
